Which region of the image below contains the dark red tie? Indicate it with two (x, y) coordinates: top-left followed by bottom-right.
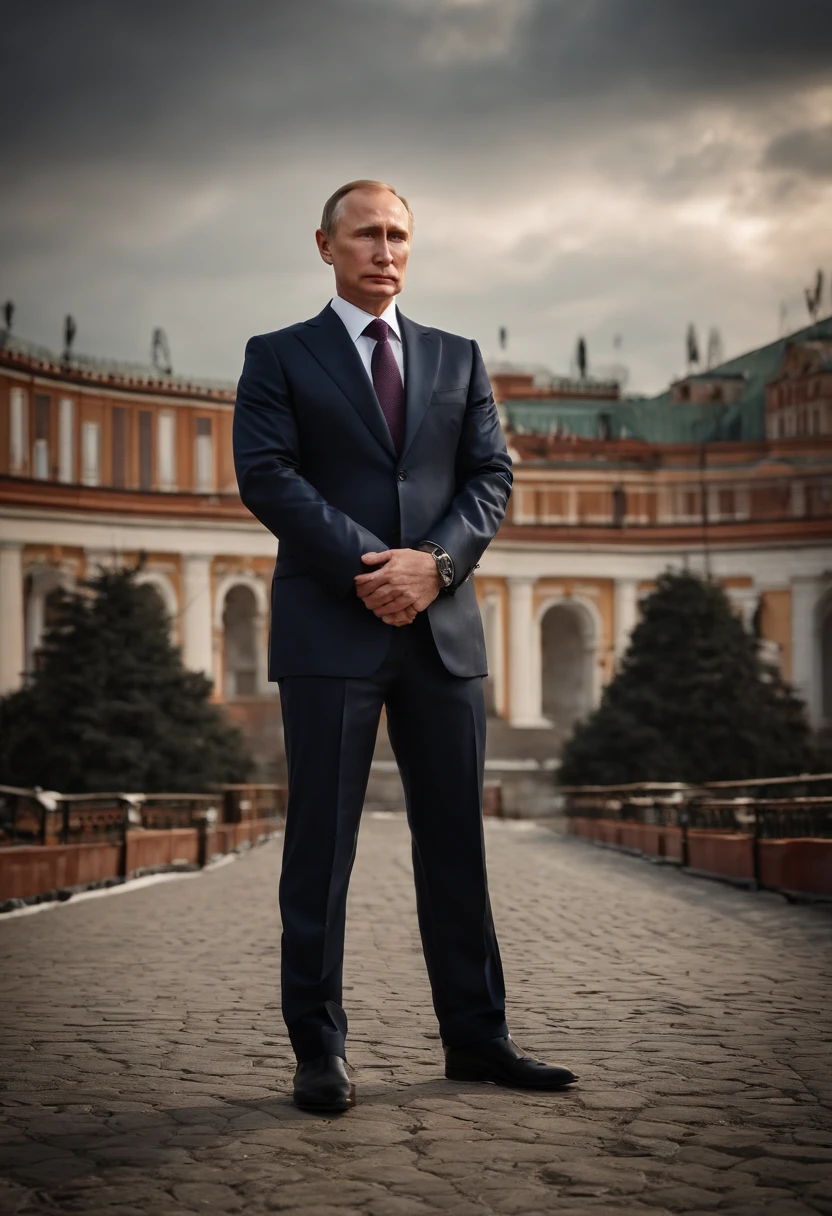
(363, 318), (405, 454)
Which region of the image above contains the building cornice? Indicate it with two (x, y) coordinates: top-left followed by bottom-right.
(0, 476), (248, 521)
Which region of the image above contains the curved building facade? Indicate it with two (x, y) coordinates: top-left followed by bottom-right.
(1, 321), (831, 775)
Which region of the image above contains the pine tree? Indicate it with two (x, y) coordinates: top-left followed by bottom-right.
(0, 561), (253, 793)
(559, 569), (815, 785)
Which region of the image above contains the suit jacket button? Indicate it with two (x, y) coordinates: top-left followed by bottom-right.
(397, 470), (407, 481)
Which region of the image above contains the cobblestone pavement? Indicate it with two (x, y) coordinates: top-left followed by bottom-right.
(1, 816), (831, 1216)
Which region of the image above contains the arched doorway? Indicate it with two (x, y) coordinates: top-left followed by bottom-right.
(540, 601), (594, 735)
(223, 584), (259, 698)
(822, 603), (832, 722)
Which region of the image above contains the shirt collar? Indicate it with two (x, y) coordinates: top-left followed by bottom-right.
(330, 293), (401, 344)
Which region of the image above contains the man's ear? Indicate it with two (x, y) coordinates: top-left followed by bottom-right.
(315, 228), (333, 265)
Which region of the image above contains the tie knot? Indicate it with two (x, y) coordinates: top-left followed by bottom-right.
(363, 318), (389, 343)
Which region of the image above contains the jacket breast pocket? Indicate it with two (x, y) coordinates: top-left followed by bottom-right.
(430, 385), (468, 407)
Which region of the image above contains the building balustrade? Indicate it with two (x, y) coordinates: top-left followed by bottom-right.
(562, 774), (832, 899)
(508, 476), (832, 530)
(0, 784), (290, 908)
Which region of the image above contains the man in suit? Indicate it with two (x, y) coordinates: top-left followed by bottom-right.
(233, 179), (577, 1112)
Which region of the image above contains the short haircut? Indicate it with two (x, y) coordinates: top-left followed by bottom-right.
(320, 179), (413, 237)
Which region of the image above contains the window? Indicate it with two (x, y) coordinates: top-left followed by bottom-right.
(812, 410), (821, 436)
(112, 407), (127, 488)
(138, 411), (152, 490)
(683, 490), (699, 518)
(195, 417), (214, 492)
(10, 387), (28, 474)
(33, 394), (51, 480)
(777, 415), (785, 438)
(717, 488), (735, 518)
(157, 411), (176, 491)
(81, 421), (101, 486)
(58, 398), (74, 483)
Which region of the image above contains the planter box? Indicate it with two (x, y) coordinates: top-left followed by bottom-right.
(686, 830), (754, 882)
(124, 828), (199, 874)
(0, 842), (121, 901)
(759, 838), (832, 898)
(618, 822), (644, 852)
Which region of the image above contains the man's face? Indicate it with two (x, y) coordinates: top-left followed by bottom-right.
(316, 188), (411, 313)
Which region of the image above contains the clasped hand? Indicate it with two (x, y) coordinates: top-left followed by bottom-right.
(354, 549), (442, 626)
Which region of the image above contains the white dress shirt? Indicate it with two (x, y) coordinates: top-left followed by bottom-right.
(328, 293), (454, 580)
(329, 294), (405, 384)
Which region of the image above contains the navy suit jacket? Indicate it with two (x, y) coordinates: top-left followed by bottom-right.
(232, 303), (513, 679)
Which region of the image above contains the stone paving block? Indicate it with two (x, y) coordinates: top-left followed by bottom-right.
(1, 818), (831, 1215)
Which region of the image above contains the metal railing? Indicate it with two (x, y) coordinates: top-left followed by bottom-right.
(0, 784), (288, 848)
(560, 774), (832, 895)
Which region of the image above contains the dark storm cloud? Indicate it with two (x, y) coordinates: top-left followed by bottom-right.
(3, 0), (832, 171)
(2, 0), (831, 391)
(764, 125), (832, 179)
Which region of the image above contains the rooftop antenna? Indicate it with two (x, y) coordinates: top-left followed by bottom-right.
(576, 336), (587, 379)
(779, 301), (788, 337)
(705, 326), (723, 370)
(2, 300), (13, 332)
(686, 323), (700, 372)
(805, 269), (823, 322)
(63, 314), (77, 362)
(151, 327), (172, 375)
(498, 326), (508, 352)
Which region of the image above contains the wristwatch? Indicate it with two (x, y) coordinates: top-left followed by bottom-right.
(418, 541), (454, 589)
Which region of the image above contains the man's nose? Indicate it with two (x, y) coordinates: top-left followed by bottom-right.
(373, 240), (393, 264)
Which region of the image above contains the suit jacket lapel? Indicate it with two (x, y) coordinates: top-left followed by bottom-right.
(295, 304), (397, 459)
(400, 313), (440, 460)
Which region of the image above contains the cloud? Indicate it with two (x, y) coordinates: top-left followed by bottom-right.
(764, 124), (832, 179)
(2, 0), (831, 392)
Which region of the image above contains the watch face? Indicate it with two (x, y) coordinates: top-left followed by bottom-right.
(438, 555), (453, 584)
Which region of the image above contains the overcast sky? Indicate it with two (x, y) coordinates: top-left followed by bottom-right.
(2, 0), (832, 393)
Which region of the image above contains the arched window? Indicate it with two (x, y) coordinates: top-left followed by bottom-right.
(540, 601), (595, 736)
(223, 584), (258, 697)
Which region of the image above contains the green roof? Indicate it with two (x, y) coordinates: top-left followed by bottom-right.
(504, 314), (832, 445)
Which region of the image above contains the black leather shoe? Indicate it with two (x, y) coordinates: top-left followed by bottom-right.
(444, 1036), (577, 1090)
(293, 1055), (355, 1112)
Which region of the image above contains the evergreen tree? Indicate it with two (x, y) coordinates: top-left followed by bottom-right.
(0, 561), (253, 793)
(559, 569), (814, 785)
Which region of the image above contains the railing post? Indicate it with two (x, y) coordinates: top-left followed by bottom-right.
(197, 806), (218, 868)
(679, 806), (690, 869)
(118, 800), (131, 880)
(751, 804), (761, 891)
(224, 788), (238, 824)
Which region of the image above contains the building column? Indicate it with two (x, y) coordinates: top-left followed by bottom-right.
(0, 543), (25, 695)
(482, 591), (506, 719)
(791, 576), (822, 726)
(508, 576), (547, 728)
(727, 586), (759, 631)
(182, 554), (214, 683)
(613, 577), (639, 662)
